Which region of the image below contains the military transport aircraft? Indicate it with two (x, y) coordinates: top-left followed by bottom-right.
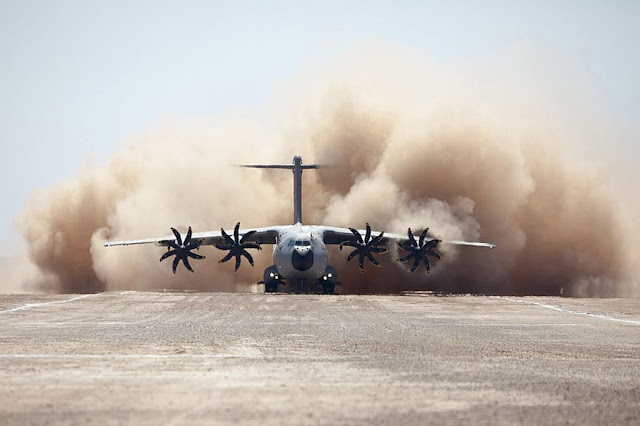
(104, 156), (495, 294)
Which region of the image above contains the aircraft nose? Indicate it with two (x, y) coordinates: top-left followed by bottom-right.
(292, 248), (314, 271)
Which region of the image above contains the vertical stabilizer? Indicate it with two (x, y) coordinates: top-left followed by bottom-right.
(240, 156), (319, 224)
(292, 156), (303, 224)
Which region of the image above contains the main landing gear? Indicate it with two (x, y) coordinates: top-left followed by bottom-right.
(319, 266), (338, 294)
(262, 265), (283, 293)
(260, 266), (339, 294)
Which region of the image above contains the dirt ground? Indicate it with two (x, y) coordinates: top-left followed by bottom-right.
(0, 292), (638, 425)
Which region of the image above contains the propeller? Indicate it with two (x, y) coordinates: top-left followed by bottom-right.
(159, 227), (205, 273)
(397, 228), (442, 273)
(215, 222), (261, 271)
(340, 223), (388, 271)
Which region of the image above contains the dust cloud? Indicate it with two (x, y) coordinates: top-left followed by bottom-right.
(12, 51), (639, 296)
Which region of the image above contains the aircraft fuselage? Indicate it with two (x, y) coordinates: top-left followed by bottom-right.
(273, 224), (329, 282)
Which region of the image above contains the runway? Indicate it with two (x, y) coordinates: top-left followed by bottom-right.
(0, 292), (638, 425)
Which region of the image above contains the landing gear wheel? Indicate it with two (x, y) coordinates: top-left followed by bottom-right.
(322, 282), (336, 295)
(262, 266), (281, 294)
(320, 266), (338, 295)
(294, 280), (308, 294)
(265, 280), (278, 293)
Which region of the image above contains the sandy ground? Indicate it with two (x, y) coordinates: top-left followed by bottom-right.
(0, 292), (638, 425)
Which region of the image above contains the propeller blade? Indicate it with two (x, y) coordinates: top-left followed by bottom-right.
(398, 241), (413, 251)
(343, 223), (389, 270)
(398, 253), (413, 262)
(186, 251), (205, 260)
(425, 239), (440, 249)
(219, 251), (235, 263)
(419, 228), (428, 247)
(408, 228), (417, 247)
(216, 224), (260, 272)
(346, 248), (360, 262)
(184, 226), (193, 246)
(160, 249), (178, 262)
(239, 230), (256, 244)
(422, 256), (431, 272)
(233, 222), (240, 242)
(172, 255), (180, 273)
(185, 239), (203, 251)
(349, 227), (364, 244)
(171, 228), (183, 246)
(370, 231), (385, 245)
(182, 256), (194, 272)
(241, 249), (254, 266)
(159, 226), (207, 273)
(410, 256), (420, 272)
(366, 251), (380, 266)
(221, 227), (235, 245)
(426, 249), (441, 260)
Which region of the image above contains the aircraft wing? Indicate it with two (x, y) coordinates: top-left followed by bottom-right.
(104, 225), (281, 248)
(320, 226), (496, 249)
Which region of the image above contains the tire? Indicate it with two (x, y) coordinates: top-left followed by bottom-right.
(322, 282), (335, 295)
(265, 280), (278, 293)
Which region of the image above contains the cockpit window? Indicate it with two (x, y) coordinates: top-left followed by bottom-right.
(294, 240), (311, 246)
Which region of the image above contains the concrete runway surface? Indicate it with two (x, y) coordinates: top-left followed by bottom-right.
(0, 292), (638, 425)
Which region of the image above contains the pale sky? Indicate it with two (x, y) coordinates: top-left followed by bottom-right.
(1, 0), (639, 247)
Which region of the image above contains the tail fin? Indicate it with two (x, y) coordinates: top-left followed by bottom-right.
(241, 156), (319, 224)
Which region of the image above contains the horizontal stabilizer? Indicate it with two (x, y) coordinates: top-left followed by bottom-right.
(240, 164), (320, 169)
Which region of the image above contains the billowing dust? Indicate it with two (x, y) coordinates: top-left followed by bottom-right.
(12, 53), (639, 296)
